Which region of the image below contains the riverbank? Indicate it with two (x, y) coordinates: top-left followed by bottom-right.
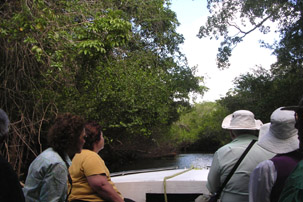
(101, 146), (178, 172)
(106, 151), (213, 172)
(100, 135), (218, 172)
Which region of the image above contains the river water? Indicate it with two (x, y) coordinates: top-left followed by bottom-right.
(117, 153), (214, 172)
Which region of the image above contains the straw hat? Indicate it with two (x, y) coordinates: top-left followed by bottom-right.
(258, 107), (299, 154)
(222, 110), (263, 130)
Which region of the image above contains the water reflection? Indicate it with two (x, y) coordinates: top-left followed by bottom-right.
(176, 153), (213, 169)
(118, 153), (213, 172)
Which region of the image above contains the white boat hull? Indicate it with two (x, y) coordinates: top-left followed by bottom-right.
(111, 168), (210, 202)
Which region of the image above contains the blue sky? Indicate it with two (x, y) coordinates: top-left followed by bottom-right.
(169, 0), (278, 102)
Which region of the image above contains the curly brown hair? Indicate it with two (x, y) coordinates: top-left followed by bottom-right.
(47, 113), (85, 155)
(83, 121), (102, 150)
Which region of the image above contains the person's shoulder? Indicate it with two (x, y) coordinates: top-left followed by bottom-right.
(32, 147), (65, 166)
(38, 148), (60, 158)
(214, 144), (232, 159)
(253, 144), (275, 156)
(80, 149), (96, 155)
(216, 141), (235, 152)
(78, 149), (102, 159)
(215, 138), (255, 156)
(255, 159), (274, 170)
(75, 150), (104, 167)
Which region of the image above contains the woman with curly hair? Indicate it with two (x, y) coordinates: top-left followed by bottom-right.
(23, 113), (86, 202)
(68, 121), (134, 202)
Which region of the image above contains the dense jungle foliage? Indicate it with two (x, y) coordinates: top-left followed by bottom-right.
(1, 0), (303, 178)
(168, 102), (230, 153)
(0, 0), (205, 178)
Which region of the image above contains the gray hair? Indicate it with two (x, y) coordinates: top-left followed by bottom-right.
(0, 109), (10, 137)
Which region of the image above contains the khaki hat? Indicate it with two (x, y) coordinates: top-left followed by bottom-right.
(222, 110), (262, 130)
(258, 107), (299, 154)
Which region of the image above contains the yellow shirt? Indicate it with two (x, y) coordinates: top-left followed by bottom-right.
(68, 149), (123, 201)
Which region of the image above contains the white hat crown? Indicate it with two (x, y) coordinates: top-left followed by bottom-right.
(269, 108), (297, 140)
(258, 107), (299, 154)
(222, 110), (262, 130)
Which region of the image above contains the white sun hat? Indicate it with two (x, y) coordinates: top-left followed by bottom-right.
(258, 122), (270, 140)
(221, 110), (263, 130)
(258, 107), (299, 154)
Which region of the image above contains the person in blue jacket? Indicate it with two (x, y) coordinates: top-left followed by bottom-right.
(23, 113), (86, 202)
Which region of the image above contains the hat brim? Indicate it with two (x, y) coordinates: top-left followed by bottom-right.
(221, 114), (262, 130)
(281, 106), (302, 111)
(221, 114), (232, 129)
(258, 128), (299, 154)
(258, 123), (270, 139)
(282, 97), (303, 111)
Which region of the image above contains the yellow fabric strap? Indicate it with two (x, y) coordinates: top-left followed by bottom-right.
(163, 167), (194, 202)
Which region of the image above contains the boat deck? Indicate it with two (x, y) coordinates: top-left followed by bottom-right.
(111, 168), (210, 202)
